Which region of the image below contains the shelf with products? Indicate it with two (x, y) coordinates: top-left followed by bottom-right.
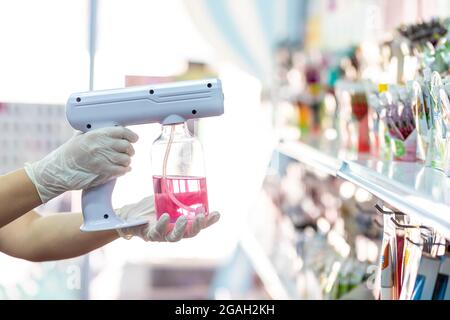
(240, 149), (381, 300)
(268, 15), (450, 301)
(339, 159), (450, 239)
(277, 137), (450, 239)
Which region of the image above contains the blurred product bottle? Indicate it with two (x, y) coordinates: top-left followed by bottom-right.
(336, 81), (352, 150)
(378, 84), (392, 160)
(350, 91), (370, 153)
(336, 80), (370, 154)
(306, 66), (323, 134)
(429, 71), (447, 171)
(296, 99), (312, 137)
(321, 90), (339, 138)
(367, 92), (381, 157)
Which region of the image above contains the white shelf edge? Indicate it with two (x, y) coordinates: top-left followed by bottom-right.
(277, 139), (450, 238)
(277, 141), (341, 176)
(338, 161), (450, 239)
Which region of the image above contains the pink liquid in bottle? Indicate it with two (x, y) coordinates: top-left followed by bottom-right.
(153, 175), (209, 222)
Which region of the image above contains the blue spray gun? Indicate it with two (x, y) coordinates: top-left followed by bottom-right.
(66, 79), (224, 232)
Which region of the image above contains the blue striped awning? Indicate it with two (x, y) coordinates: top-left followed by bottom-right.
(184, 0), (308, 84)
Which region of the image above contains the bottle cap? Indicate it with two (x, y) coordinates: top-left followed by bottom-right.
(378, 83), (388, 93)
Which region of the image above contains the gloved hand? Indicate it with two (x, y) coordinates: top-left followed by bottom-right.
(24, 126), (138, 203)
(116, 196), (220, 242)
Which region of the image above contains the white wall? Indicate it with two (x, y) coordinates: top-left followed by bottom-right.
(0, 0), (89, 103)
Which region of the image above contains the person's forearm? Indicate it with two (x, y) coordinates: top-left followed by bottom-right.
(0, 169), (42, 228)
(0, 211), (119, 261)
(25, 213), (119, 261)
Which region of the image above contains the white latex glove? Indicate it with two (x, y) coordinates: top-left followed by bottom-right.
(24, 126), (138, 203)
(116, 196), (220, 242)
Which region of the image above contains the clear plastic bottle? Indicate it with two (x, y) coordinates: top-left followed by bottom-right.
(151, 122), (209, 222)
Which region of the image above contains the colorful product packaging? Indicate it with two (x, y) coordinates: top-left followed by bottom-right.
(411, 253), (441, 300)
(428, 71), (447, 171)
(378, 85), (417, 162)
(432, 256), (450, 299)
(412, 80), (432, 162)
(399, 228), (423, 300)
(379, 216), (398, 300)
(390, 86), (417, 162)
(395, 229), (405, 297)
(378, 85), (393, 160)
(440, 83), (450, 175)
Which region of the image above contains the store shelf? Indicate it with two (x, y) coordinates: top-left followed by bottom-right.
(277, 137), (343, 176)
(277, 139), (450, 238)
(339, 159), (450, 238)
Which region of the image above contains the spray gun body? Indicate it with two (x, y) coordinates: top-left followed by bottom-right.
(66, 79), (224, 231)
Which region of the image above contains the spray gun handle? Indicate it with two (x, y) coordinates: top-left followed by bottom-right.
(81, 179), (147, 232)
(79, 122), (148, 232)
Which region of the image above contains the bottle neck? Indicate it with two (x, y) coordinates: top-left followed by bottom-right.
(161, 122), (191, 138)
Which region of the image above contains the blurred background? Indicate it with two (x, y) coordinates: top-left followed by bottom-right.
(1, 0), (450, 300)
